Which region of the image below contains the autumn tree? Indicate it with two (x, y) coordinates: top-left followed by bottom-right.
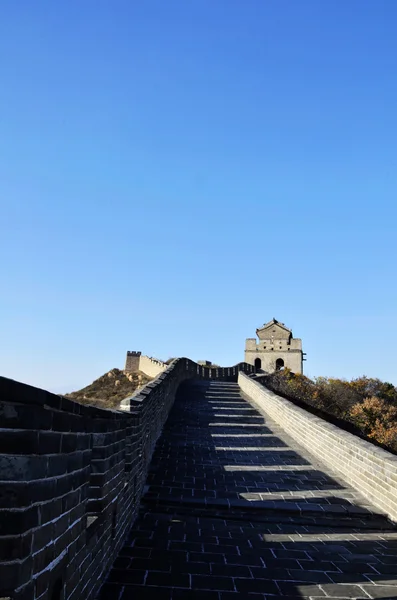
(350, 397), (397, 450)
(263, 370), (397, 453)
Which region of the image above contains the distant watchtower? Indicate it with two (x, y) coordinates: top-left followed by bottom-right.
(125, 351), (141, 373)
(245, 318), (304, 374)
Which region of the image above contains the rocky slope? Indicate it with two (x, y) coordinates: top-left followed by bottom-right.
(66, 368), (152, 409)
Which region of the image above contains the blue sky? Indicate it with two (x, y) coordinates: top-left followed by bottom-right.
(1, 1), (396, 392)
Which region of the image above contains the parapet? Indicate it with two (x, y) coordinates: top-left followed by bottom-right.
(245, 338), (257, 351)
(0, 359), (256, 599)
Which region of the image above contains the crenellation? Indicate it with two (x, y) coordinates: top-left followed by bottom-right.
(124, 351), (168, 378)
(124, 351), (141, 373)
(244, 318), (304, 374)
(5, 338), (397, 598)
(0, 360), (255, 599)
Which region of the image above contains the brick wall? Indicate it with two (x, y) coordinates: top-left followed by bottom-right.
(245, 350), (302, 374)
(0, 359), (255, 600)
(137, 356), (167, 378)
(238, 372), (397, 522)
(124, 351), (141, 373)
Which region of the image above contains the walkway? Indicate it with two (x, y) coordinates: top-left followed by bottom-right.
(99, 381), (397, 599)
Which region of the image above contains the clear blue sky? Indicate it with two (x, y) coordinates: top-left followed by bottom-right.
(1, 1), (396, 393)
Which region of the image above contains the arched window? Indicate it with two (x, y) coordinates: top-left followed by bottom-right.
(254, 358), (262, 370)
(275, 358), (284, 371)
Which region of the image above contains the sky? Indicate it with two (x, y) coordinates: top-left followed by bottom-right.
(1, 0), (396, 393)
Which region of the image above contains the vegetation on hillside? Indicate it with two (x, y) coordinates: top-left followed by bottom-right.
(65, 362), (397, 451)
(262, 370), (397, 453)
(66, 368), (152, 409)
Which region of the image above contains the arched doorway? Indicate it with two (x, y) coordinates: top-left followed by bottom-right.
(275, 358), (284, 371)
(254, 358), (262, 371)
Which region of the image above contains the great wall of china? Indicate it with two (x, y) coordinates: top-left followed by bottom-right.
(1, 322), (397, 600)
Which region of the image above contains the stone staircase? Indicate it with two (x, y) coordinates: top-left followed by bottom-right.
(99, 381), (397, 599)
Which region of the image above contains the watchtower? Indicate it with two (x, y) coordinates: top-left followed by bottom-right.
(245, 318), (304, 374)
(125, 351), (141, 373)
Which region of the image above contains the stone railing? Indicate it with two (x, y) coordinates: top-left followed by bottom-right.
(0, 359), (254, 600)
(238, 372), (397, 522)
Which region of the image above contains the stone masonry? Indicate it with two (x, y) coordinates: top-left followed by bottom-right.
(239, 373), (397, 522)
(100, 380), (397, 599)
(125, 352), (168, 378)
(0, 360), (255, 600)
(2, 357), (397, 600)
(125, 351), (141, 373)
(245, 318), (304, 374)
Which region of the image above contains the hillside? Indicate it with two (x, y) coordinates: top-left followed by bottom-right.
(66, 368), (152, 409)
(262, 370), (397, 453)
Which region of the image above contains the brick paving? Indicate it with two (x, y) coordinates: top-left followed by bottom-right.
(99, 381), (397, 599)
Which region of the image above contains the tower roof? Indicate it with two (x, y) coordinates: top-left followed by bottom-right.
(256, 318), (292, 335)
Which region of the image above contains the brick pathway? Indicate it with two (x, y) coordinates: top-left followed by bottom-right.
(99, 381), (397, 600)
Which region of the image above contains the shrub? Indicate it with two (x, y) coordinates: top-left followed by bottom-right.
(262, 370), (397, 453)
(350, 397), (397, 450)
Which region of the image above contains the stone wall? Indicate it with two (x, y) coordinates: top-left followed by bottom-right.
(238, 372), (397, 522)
(124, 351), (141, 373)
(245, 319), (304, 374)
(246, 351), (302, 374)
(137, 355), (168, 378)
(0, 359), (255, 600)
(124, 352), (167, 378)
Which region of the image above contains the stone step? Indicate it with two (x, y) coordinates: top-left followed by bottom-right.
(141, 493), (393, 528)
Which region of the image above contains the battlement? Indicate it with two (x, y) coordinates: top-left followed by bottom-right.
(0, 359), (255, 600)
(2, 355), (397, 600)
(245, 318), (304, 374)
(147, 356), (165, 366)
(125, 351), (167, 378)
